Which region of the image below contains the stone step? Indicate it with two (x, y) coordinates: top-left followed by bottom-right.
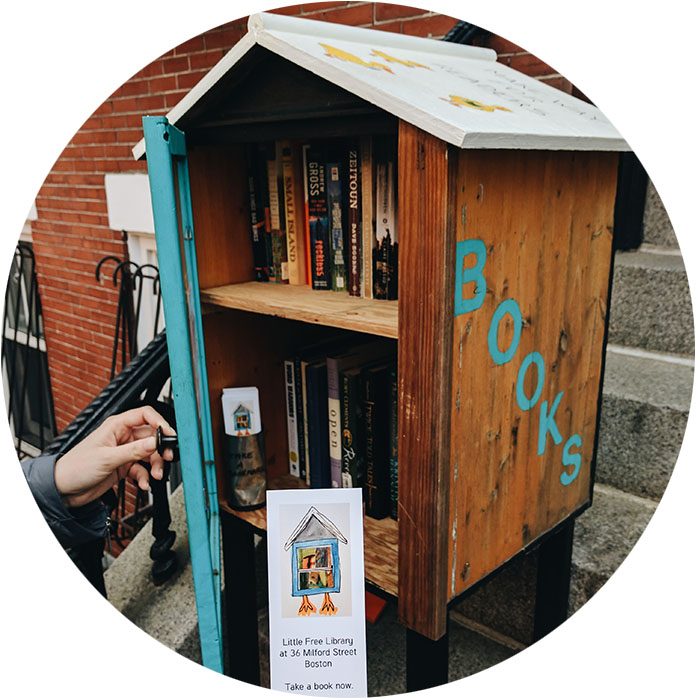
(597, 349), (693, 500)
(257, 602), (516, 694)
(105, 486), (657, 677)
(452, 483), (657, 646)
(104, 486), (202, 664)
(569, 483), (657, 612)
(642, 182), (679, 249)
(608, 249), (693, 355)
(105, 485), (516, 690)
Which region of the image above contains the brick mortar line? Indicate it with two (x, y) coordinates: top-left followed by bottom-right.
(36, 196), (106, 204)
(300, 2), (364, 13)
(33, 206), (108, 215)
(371, 13), (437, 26)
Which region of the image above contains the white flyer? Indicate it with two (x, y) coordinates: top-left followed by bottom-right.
(266, 488), (367, 697)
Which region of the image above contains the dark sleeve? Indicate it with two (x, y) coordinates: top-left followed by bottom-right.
(21, 454), (108, 549)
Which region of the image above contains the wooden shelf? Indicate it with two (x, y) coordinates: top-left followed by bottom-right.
(201, 281), (398, 339)
(220, 474), (399, 597)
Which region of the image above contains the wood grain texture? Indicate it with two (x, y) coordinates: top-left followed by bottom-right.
(397, 123), (456, 640)
(220, 474), (399, 596)
(447, 150), (617, 601)
(202, 310), (333, 501)
(201, 282), (398, 338)
(188, 144), (253, 289)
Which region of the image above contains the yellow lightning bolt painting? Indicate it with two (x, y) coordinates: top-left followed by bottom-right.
(320, 43), (394, 73)
(443, 95), (512, 112)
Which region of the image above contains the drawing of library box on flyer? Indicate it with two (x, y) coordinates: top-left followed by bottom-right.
(285, 507), (347, 617)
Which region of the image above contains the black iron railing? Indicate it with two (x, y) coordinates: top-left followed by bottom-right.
(2, 242), (56, 457)
(95, 254), (162, 380)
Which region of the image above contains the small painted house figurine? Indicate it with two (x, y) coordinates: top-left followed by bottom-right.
(233, 404), (251, 433)
(284, 507), (347, 616)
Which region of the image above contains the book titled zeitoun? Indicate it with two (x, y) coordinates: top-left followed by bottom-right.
(266, 488), (367, 697)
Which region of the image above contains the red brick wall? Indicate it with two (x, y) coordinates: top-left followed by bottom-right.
(30, 2), (570, 430)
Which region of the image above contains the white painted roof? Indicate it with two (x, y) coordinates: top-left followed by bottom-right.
(133, 12), (628, 159)
(283, 507), (348, 550)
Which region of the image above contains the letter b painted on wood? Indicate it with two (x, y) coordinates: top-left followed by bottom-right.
(454, 239), (487, 316)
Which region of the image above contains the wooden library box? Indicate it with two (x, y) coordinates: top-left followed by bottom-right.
(137, 12), (628, 679)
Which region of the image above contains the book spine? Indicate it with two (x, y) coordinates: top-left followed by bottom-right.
(307, 363), (331, 488)
(267, 144), (288, 283)
(306, 149), (331, 290)
(386, 158), (398, 300)
(281, 141), (307, 285)
(340, 370), (362, 488)
(389, 365), (398, 519)
(363, 367), (390, 518)
(327, 357), (342, 488)
(284, 360), (300, 478)
(360, 138), (374, 299)
(327, 161), (346, 292)
(347, 145), (361, 297)
(256, 144), (273, 279)
(293, 358), (306, 482)
(373, 159), (389, 300)
(245, 145), (269, 282)
(301, 360), (312, 486)
(301, 144), (313, 286)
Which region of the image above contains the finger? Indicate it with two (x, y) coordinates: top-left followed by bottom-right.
(107, 406), (175, 437)
(127, 462), (151, 491)
(99, 436), (157, 471)
(131, 425), (156, 441)
(149, 451), (164, 481)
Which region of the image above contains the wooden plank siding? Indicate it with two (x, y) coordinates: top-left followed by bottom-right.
(447, 150), (618, 600)
(397, 122), (456, 640)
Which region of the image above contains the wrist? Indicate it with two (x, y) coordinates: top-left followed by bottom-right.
(53, 453), (76, 507)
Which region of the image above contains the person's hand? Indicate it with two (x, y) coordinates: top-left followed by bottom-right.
(54, 406), (176, 508)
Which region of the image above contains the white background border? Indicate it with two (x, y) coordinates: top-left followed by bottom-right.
(1, 2), (697, 698)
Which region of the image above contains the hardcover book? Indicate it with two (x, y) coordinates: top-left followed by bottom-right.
(245, 144), (270, 282)
(293, 357), (307, 482)
(373, 143), (398, 300)
(327, 341), (392, 489)
(340, 365), (364, 488)
(301, 144), (313, 286)
(306, 360), (331, 489)
(346, 144), (362, 297)
(267, 142), (289, 283)
(305, 146), (331, 290)
(326, 158), (346, 292)
(280, 140), (307, 285)
(300, 356), (313, 485)
(360, 137), (374, 299)
(284, 359), (300, 478)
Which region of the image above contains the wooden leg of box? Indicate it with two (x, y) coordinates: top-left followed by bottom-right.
(533, 518), (575, 642)
(406, 624), (449, 692)
(222, 511), (260, 685)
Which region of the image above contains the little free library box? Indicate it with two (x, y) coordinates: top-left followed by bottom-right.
(136, 11), (628, 686)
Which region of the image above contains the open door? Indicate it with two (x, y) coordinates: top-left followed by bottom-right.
(143, 116), (223, 672)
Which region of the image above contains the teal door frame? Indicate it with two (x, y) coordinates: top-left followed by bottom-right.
(143, 116), (223, 672)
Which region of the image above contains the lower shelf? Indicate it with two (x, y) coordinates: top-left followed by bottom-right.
(220, 473), (399, 597)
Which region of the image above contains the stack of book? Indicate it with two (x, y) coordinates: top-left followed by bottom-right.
(246, 137), (398, 300)
(284, 339), (399, 520)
